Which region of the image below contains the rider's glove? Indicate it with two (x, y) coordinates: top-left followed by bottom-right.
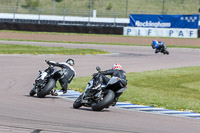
(45, 60), (50, 64)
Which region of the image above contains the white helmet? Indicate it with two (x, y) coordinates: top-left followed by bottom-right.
(112, 64), (122, 70)
(66, 59), (75, 66)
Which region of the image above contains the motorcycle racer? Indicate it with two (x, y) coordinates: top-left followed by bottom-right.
(100, 64), (127, 105)
(73, 65), (127, 110)
(151, 40), (166, 54)
(46, 59), (76, 96)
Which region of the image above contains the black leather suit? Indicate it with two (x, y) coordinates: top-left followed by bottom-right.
(48, 61), (76, 93)
(100, 69), (126, 103)
(101, 69), (126, 84)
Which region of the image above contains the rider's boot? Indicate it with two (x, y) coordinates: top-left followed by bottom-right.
(155, 49), (159, 54)
(111, 92), (123, 106)
(51, 89), (67, 96)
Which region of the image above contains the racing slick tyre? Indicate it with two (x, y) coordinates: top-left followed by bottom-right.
(73, 95), (83, 109)
(165, 50), (169, 55)
(91, 90), (115, 111)
(37, 78), (56, 98)
(29, 88), (36, 96)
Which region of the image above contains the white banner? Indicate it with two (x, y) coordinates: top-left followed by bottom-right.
(123, 27), (198, 38)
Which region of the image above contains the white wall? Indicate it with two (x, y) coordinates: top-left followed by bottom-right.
(124, 27), (198, 38)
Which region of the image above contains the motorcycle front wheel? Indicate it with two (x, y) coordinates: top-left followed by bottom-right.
(91, 90), (115, 111)
(29, 88), (36, 96)
(165, 50), (169, 55)
(73, 94), (83, 109)
(37, 78), (56, 98)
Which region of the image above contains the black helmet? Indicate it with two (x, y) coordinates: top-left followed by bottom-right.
(66, 59), (75, 66)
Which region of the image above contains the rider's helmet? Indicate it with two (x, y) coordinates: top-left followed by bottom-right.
(152, 40), (158, 46)
(152, 40), (158, 49)
(112, 64), (122, 70)
(66, 59), (75, 66)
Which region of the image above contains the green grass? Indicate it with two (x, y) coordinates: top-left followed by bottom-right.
(67, 66), (200, 113)
(0, 0), (199, 17)
(0, 38), (150, 46)
(0, 44), (109, 55)
(0, 30), (122, 37)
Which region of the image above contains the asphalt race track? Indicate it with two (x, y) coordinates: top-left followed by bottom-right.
(0, 41), (200, 133)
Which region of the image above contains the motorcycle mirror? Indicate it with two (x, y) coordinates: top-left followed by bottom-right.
(96, 66), (101, 71)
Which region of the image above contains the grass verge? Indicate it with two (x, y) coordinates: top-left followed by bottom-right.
(0, 44), (109, 55)
(0, 30), (124, 37)
(1, 39), (200, 49)
(67, 66), (200, 113)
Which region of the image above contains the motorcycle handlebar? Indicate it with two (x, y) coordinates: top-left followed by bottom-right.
(45, 60), (55, 68)
(45, 60), (49, 64)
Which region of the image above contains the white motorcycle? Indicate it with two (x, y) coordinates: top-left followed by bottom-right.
(29, 60), (62, 98)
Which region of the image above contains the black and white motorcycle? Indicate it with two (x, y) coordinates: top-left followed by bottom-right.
(73, 66), (127, 111)
(29, 60), (62, 98)
(160, 45), (169, 55)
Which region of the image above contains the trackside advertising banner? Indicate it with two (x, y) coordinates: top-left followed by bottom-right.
(123, 27), (197, 38)
(129, 14), (199, 29)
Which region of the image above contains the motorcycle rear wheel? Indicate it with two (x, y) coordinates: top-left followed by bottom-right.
(37, 78), (56, 98)
(91, 90), (115, 111)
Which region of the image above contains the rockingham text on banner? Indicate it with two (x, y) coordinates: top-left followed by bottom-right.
(129, 14), (199, 29)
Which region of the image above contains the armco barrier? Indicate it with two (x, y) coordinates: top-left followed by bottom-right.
(0, 22), (123, 35)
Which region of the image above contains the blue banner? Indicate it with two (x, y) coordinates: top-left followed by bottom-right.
(129, 14), (199, 29)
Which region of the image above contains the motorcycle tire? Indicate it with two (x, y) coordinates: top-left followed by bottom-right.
(73, 95), (83, 109)
(165, 50), (169, 55)
(29, 88), (36, 96)
(37, 78), (56, 98)
(91, 90), (115, 111)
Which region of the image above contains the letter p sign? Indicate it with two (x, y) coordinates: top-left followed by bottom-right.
(169, 30), (174, 36)
(127, 29), (131, 35)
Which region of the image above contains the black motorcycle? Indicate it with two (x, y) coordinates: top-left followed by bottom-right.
(152, 44), (169, 55)
(29, 60), (62, 98)
(73, 66), (127, 111)
(160, 45), (169, 55)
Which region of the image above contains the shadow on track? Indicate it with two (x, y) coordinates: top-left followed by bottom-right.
(70, 107), (111, 112)
(24, 95), (60, 99)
